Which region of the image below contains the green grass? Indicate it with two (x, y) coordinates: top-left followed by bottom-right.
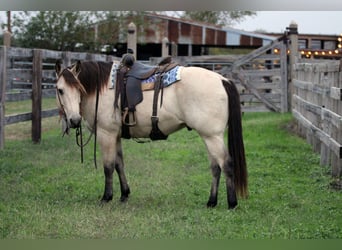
(4, 98), (58, 140)
(5, 98), (57, 115)
(1, 112), (342, 239)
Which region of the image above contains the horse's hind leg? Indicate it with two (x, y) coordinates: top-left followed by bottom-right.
(207, 161), (221, 207)
(203, 135), (237, 209)
(223, 154), (238, 209)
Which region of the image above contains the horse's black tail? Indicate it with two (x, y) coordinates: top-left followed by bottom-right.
(222, 79), (248, 198)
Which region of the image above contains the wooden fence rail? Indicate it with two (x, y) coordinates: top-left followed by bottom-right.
(0, 46), (119, 149)
(293, 59), (342, 177)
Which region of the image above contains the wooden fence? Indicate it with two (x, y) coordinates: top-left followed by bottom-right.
(0, 46), (118, 149)
(292, 59), (342, 177)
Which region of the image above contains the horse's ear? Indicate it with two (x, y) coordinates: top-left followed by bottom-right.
(55, 60), (62, 76)
(70, 60), (82, 76)
(75, 60), (81, 75)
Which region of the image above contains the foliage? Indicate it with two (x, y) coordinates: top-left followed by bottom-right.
(9, 11), (154, 52)
(1, 112), (342, 239)
(11, 11), (98, 51)
(11, 11), (82, 50)
(182, 11), (256, 26)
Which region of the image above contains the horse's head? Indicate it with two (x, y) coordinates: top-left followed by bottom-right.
(55, 60), (86, 130)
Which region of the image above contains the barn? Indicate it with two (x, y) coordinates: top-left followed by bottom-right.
(96, 13), (276, 60)
(94, 13), (342, 61)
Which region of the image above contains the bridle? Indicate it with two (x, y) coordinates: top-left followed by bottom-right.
(56, 67), (100, 169)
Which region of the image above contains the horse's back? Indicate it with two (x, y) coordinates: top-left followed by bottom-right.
(181, 67), (225, 88)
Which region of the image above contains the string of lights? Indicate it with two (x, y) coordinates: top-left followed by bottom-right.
(273, 33), (342, 58)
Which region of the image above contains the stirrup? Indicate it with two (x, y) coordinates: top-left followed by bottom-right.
(122, 108), (137, 126)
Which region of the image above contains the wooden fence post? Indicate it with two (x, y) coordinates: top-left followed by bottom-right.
(171, 42), (178, 57)
(333, 59), (342, 177)
(62, 51), (71, 68)
(0, 46), (7, 149)
(127, 22), (137, 58)
(280, 40), (288, 112)
(162, 37), (169, 57)
(32, 49), (42, 143)
(3, 31), (11, 47)
(287, 21), (298, 111)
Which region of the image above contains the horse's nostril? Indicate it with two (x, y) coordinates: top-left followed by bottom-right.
(69, 117), (81, 127)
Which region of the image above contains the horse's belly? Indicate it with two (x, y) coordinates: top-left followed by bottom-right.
(129, 90), (185, 138)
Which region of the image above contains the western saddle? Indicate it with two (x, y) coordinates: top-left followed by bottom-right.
(115, 54), (178, 140)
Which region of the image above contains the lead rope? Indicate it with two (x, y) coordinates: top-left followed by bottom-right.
(76, 124), (94, 164)
(76, 125), (84, 163)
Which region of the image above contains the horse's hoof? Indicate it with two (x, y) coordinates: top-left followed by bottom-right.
(119, 196), (129, 202)
(101, 194), (113, 203)
(206, 201), (217, 208)
(120, 188), (130, 202)
(228, 202), (238, 210)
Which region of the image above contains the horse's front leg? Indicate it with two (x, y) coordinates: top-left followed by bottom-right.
(115, 136), (130, 202)
(99, 131), (130, 203)
(99, 131), (117, 202)
(102, 162), (114, 202)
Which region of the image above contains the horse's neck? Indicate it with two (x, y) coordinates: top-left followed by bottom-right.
(81, 87), (119, 130)
(80, 95), (97, 128)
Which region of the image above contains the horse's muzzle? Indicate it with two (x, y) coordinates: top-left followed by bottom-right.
(69, 115), (82, 128)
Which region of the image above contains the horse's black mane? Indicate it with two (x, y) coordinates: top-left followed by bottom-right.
(62, 61), (113, 95)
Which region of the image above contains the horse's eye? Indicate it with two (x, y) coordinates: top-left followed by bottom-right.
(58, 89), (64, 95)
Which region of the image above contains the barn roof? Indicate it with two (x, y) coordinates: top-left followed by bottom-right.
(140, 13), (277, 47)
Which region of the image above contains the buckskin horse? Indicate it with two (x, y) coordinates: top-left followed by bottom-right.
(55, 58), (247, 209)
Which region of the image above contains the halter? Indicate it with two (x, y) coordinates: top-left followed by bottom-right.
(56, 67), (100, 169)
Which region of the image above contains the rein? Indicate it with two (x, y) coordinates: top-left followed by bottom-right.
(75, 124), (93, 164)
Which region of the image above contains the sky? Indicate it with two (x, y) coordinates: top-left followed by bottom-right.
(1, 11), (342, 35)
(234, 11), (342, 35)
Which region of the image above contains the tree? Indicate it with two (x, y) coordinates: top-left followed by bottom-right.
(182, 11), (256, 26)
(11, 11), (98, 51)
(10, 11), (143, 52)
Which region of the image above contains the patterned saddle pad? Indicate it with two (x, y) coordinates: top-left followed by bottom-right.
(141, 66), (181, 91)
(110, 64), (181, 91)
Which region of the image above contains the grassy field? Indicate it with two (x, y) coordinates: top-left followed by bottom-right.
(4, 98), (58, 140)
(1, 109), (342, 239)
